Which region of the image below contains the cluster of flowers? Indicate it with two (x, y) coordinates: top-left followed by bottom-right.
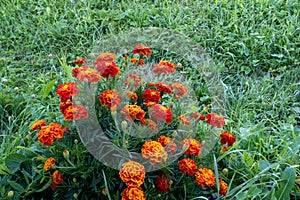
(29, 43), (237, 197)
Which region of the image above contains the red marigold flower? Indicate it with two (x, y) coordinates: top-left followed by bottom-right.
(124, 74), (142, 88)
(133, 44), (152, 58)
(156, 136), (177, 154)
(153, 60), (176, 74)
(119, 161), (145, 187)
(151, 104), (172, 124)
(141, 140), (168, 165)
(38, 127), (54, 146)
(221, 146), (230, 151)
(148, 82), (172, 94)
(191, 112), (205, 120)
(180, 138), (202, 156)
(195, 168), (216, 188)
(169, 82), (188, 99)
(94, 52), (116, 64)
(142, 89), (161, 107)
(220, 131), (236, 147)
(62, 105), (89, 121)
(98, 90), (122, 110)
(141, 118), (158, 131)
(30, 120), (46, 130)
(73, 58), (87, 65)
(48, 123), (64, 139)
(177, 115), (190, 126)
(178, 158), (198, 176)
(138, 59), (144, 66)
(51, 170), (63, 191)
(56, 82), (79, 103)
(206, 113), (225, 128)
(96, 61), (121, 78)
(72, 66), (102, 82)
(219, 179), (228, 196)
(121, 186), (146, 200)
(44, 157), (56, 171)
(155, 173), (171, 193)
(124, 55), (129, 61)
(121, 105), (146, 121)
(126, 91), (138, 101)
(59, 101), (73, 113)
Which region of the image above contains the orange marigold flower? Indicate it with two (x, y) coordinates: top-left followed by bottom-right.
(130, 57), (139, 64)
(30, 120), (46, 130)
(177, 115), (190, 126)
(153, 60), (176, 74)
(48, 123), (64, 139)
(133, 44), (152, 58)
(59, 101), (73, 113)
(63, 104), (88, 121)
(221, 146), (230, 151)
(72, 66), (102, 82)
(220, 131), (236, 147)
(94, 52), (116, 64)
(169, 82), (188, 99)
(148, 82), (172, 94)
(73, 58), (87, 65)
(206, 113), (225, 128)
(119, 161), (145, 187)
(142, 89), (161, 107)
(156, 136), (177, 154)
(178, 158), (197, 176)
(219, 179), (228, 196)
(96, 61), (120, 78)
(38, 127), (54, 146)
(195, 168), (216, 188)
(124, 55), (129, 61)
(121, 186), (146, 200)
(124, 74), (142, 88)
(180, 138), (202, 156)
(141, 140), (168, 165)
(121, 105), (146, 121)
(56, 82), (79, 103)
(141, 118), (158, 131)
(44, 157), (56, 171)
(51, 170), (63, 191)
(155, 173), (171, 193)
(151, 104), (172, 124)
(126, 91), (138, 101)
(99, 90), (122, 110)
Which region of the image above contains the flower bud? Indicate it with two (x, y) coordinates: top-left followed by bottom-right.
(296, 179), (300, 185)
(177, 63), (183, 69)
(102, 188), (107, 195)
(73, 177), (77, 183)
(7, 191), (14, 198)
(74, 139), (78, 144)
(121, 120), (128, 131)
(73, 193), (78, 199)
(172, 131), (177, 138)
(63, 150), (70, 160)
(222, 168), (229, 174)
(169, 102), (174, 107)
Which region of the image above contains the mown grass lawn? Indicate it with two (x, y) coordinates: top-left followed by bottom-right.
(0, 0), (299, 199)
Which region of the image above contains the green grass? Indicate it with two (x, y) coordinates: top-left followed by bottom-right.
(0, 0), (299, 199)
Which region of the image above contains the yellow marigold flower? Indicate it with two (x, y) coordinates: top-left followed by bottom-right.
(119, 161), (145, 187)
(44, 157), (56, 171)
(219, 179), (228, 196)
(121, 186), (146, 200)
(30, 120), (46, 130)
(141, 140), (168, 165)
(195, 168), (216, 188)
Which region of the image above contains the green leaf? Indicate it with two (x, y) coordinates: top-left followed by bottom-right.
(7, 179), (25, 193)
(0, 164), (10, 175)
(242, 151), (254, 167)
(5, 154), (26, 173)
(39, 79), (56, 100)
(35, 178), (52, 193)
(59, 59), (72, 79)
(275, 167), (296, 200)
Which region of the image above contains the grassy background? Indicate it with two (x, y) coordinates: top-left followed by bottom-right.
(0, 0), (299, 199)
